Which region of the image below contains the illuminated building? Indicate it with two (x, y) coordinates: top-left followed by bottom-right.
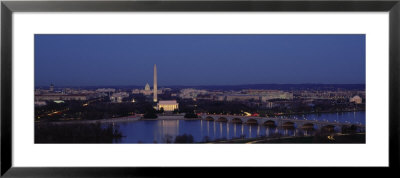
(145, 83), (150, 91)
(179, 88), (208, 99)
(142, 83), (152, 95)
(49, 83), (54, 92)
(131, 83), (162, 96)
(96, 88), (116, 93)
(34, 101), (47, 106)
(242, 90), (293, 101)
(157, 100), (178, 111)
(226, 94), (261, 101)
(96, 88), (116, 96)
(110, 92), (129, 103)
(130, 64), (160, 99)
(35, 94), (92, 101)
(349, 95), (362, 104)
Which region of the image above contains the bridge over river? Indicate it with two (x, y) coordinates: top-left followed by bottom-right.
(199, 114), (365, 132)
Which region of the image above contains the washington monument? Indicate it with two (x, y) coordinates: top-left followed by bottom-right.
(153, 64), (158, 102)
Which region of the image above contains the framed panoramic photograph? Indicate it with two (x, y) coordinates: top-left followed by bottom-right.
(33, 34), (368, 144)
(1, 0), (399, 177)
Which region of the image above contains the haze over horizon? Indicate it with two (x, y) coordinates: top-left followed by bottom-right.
(35, 83), (366, 89)
(35, 34), (365, 86)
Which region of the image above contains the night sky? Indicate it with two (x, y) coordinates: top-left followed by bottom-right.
(35, 34), (365, 87)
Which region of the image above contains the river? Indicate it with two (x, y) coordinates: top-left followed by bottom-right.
(109, 111), (365, 143)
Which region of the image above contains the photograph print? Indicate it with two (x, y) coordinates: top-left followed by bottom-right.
(34, 34), (366, 144)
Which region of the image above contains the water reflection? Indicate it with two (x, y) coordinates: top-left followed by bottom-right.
(112, 111), (365, 143)
(227, 122), (230, 138)
(234, 123), (237, 136)
(249, 125), (252, 138)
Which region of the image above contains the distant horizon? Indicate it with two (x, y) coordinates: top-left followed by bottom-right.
(35, 83), (366, 88)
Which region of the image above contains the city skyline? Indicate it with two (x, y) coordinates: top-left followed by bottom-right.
(35, 34), (365, 86)
(35, 83), (366, 88)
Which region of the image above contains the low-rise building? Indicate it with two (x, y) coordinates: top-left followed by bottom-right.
(179, 88), (208, 99)
(96, 88), (116, 95)
(226, 94), (261, 101)
(350, 95), (362, 104)
(34, 101), (47, 106)
(35, 93), (95, 101)
(110, 92), (129, 103)
(157, 100), (179, 111)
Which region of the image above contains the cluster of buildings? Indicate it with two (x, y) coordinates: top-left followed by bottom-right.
(110, 92), (129, 103)
(35, 64), (181, 112)
(177, 87), (363, 103)
(35, 64), (364, 111)
(131, 83), (163, 96)
(176, 88), (293, 102)
(130, 64), (178, 111)
(293, 90), (365, 100)
(35, 84), (102, 103)
(227, 90), (293, 102)
(179, 88), (208, 99)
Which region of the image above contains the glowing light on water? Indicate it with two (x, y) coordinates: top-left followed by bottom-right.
(115, 111), (365, 143)
(234, 123), (237, 137)
(177, 120), (179, 134)
(227, 122), (230, 139)
(200, 120), (203, 138)
(249, 125), (252, 138)
(214, 121), (216, 137)
(219, 122), (222, 137)
(207, 121), (209, 135)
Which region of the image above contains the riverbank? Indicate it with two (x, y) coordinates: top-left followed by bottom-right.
(140, 115), (185, 120)
(206, 133), (366, 144)
(36, 115), (199, 124)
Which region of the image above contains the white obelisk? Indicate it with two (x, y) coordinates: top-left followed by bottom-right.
(153, 64), (158, 102)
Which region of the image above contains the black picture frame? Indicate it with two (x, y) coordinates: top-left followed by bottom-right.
(1, 0), (399, 177)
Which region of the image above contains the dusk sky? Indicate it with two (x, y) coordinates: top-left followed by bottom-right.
(35, 34), (365, 87)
